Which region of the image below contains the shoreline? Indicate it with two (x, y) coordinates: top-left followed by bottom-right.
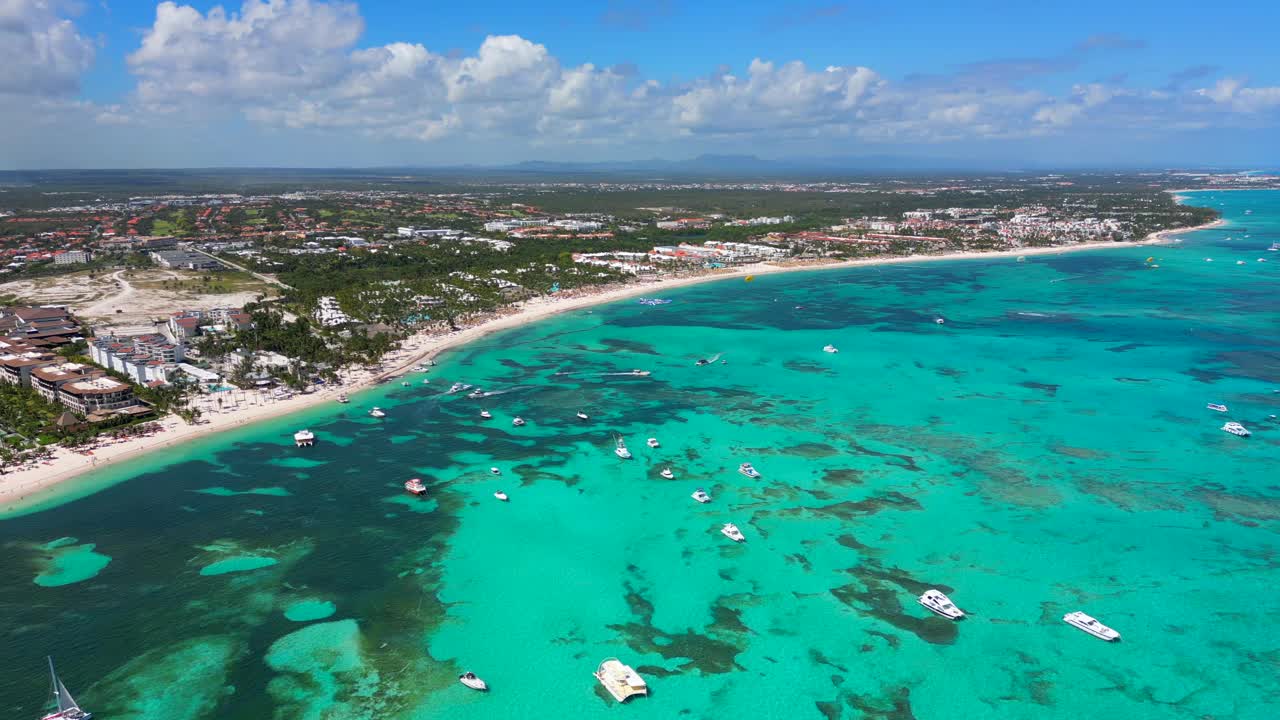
(0, 223), (1218, 517)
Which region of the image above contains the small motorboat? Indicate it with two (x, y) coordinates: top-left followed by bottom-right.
(422, 378), (430, 384)
(1063, 611), (1121, 641)
(512, 417), (526, 427)
(629, 370), (651, 376)
(1222, 421), (1251, 437)
(646, 437), (660, 448)
(480, 410), (492, 419)
(660, 468), (674, 479)
(823, 344), (839, 353)
(695, 358), (710, 366)
(917, 589), (964, 620)
(691, 488), (711, 503)
(614, 436), (632, 459)
(458, 671), (488, 691)
(738, 462), (761, 479)
(405, 478), (427, 496)
(1206, 403), (1228, 413)
(489, 467), (501, 476)
(577, 411), (589, 420)
(494, 491), (509, 502)
(401, 381), (410, 387)
(1237, 260), (1246, 265)
(467, 389), (486, 399)
(934, 317), (945, 325)
(446, 382), (471, 395)
(721, 523), (745, 542)
(369, 407), (386, 418)
(293, 429), (315, 447)
(336, 394), (349, 404)
(594, 658), (646, 703)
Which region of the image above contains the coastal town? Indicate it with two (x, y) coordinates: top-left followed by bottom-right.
(0, 170), (1237, 491)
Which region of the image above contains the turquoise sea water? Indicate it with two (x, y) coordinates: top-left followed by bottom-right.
(2, 190), (1278, 719)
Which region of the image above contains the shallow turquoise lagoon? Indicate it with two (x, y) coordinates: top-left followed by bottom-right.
(1, 191), (1277, 719)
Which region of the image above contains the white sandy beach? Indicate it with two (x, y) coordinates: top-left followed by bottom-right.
(0, 230), (1206, 512)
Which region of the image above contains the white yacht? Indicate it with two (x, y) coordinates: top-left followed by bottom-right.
(467, 389), (486, 399)
(490, 467), (501, 476)
(38, 657), (91, 720)
(577, 411), (589, 420)
(1222, 421), (1251, 437)
(660, 468), (674, 479)
(480, 410), (492, 419)
(935, 317), (946, 325)
(493, 490), (509, 502)
(917, 589), (965, 620)
(458, 671), (488, 691)
(721, 523), (745, 542)
(738, 462), (761, 479)
(1063, 611), (1121, 641)
(404, 478), (427, 496)
(512, 417), (526, 427)
(594, 658), (647, 703)
(629, 370), (651, 376)
(369, 407), (386, 418)
(1206, 403), (1228, 413)
(646, 437), (660, 448)
(691, 488), (711, 503)
(823, 344), (839, 353)
(293, 430), (315, 447)
(446, 383), (471, 395)
(1237, 260), (1246, 265)
(614, 436), (632, 459)
(336, 394), (349, 404)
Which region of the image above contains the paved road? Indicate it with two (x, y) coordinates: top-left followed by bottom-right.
(195, 249), (292, 290)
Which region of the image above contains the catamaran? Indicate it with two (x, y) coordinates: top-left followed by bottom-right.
(917, 589), (965, 620)
(404, 478), (427, 496)
(1063, 611), (1121, 641)
(38, 658), (91, 720)
(594, 658), (647, 703)
(614, 436), (633, 459)
(293, 429), (315, 447)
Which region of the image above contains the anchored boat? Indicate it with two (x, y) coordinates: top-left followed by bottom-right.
(614, 436), (632, 459)
(458, 671), (489, 691)
(1063, 611), (1121, 641)
(738, 462), (761, 479)
(293, 429), (315, 447)
(594, 658), (648, 703)
(721, 523), (745, 542)
(404, 478), (427, 496)
(918, 589), (965, 620)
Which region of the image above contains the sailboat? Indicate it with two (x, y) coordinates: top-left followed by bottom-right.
(40, 657), (92, 720)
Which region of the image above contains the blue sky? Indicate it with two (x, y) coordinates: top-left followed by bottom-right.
(1, 0), (1278, 169)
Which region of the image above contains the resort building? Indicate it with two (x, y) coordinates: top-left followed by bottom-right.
(0, 305), (84, 349)
(30, 363), (101, 404)
(168, 308), (252, 340)
(53, 250), (92, 265)
(0, 347), (58, 386)
(57, 376), (138, 414)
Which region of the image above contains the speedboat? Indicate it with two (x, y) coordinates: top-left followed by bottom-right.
(293, 430), (315, 447)
(404, 478), (427, 496)
(629, 370), (651, 376)
(695, 358), (710, 366)
(646, 437), (660, 448)
(660, 468), (674, 479)
(1237, 260), (1246, 265)
(446, 382), (471, 395)
(480, 410), (492, 419)
(738, 462), (761, 479)
(691, 488), (711, 503)
(38, 657), (91, 720)
(1222, 421), (1251, 437)
(369, 407), (386, 418)
(512, 416), (526, 427)
(935, 317), (945, 325)
(577, 411), (589, 420)
(614, 436), (632, 459)
(594, 658), (647, 703)
(1207, 403), (1228, 413)
(336, 394), (349, 404)
(917, 589), (964, 620)
(493, 490), (509, 502)
(458, 671), (488, 691)
(721, 523), (745, 542)
(489, 467), (501, 475)
(401, 381), (410, 387)
(1063, 611), (1120, 641)
(823, 344), (839, 353)
(467, 389), (486, 399)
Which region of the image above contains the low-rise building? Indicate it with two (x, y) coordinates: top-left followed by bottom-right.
(151, 250), (225, 270)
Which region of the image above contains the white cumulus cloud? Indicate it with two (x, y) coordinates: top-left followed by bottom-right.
(0, 0), (96, 97)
